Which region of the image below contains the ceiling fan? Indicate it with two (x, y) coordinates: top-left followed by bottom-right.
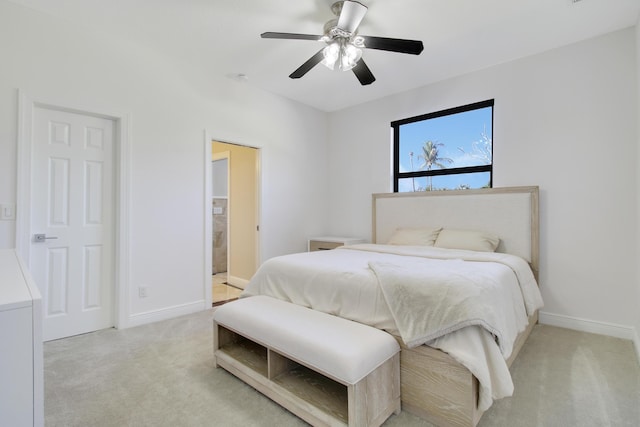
(261, 0), (424, 85)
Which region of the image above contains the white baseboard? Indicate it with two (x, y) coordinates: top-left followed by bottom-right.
(538, 311), (635, 340)
(124, 300), (208, 329)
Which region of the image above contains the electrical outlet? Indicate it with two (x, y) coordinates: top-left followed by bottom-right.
(138, 286), (148, 298)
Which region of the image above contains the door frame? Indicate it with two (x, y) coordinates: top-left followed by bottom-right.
(203, 131), (262, 307)
(16, 90), (131, 330)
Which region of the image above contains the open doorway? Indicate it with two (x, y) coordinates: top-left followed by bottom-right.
(211, 153), (237, 306)
(210, 141), (260, 306)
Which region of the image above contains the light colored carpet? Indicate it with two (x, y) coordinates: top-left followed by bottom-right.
(44, 309), (640, 426)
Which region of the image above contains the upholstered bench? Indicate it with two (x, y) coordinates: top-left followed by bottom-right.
(213, 295), (401, 427)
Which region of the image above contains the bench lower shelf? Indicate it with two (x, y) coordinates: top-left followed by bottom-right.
(214, 324), (400, 427)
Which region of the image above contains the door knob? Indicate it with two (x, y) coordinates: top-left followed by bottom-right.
(34, 233), (58, 242)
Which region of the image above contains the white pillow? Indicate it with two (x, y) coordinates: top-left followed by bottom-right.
(434, 229), (500, 252)
(387, 227), (442, 246)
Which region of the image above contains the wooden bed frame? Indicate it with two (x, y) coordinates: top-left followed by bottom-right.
(372, 186), (540, 427)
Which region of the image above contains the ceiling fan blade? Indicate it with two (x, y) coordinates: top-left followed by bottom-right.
(289, 49), (325, 79)
(261, 32), (323, 41)
(352, 59), (375, 85)
(337, 1), (368, 33)
(360, 36), (424, 55)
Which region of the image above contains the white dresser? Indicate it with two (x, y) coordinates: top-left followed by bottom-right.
(0, 250), (43, 427)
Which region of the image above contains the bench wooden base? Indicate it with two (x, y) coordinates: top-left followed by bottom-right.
(214, 324), (401, 427)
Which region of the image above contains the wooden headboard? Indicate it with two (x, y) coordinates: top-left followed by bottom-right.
(372, 186), (539, 277)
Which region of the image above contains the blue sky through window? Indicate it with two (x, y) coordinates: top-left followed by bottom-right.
(398, 106), (492, 191)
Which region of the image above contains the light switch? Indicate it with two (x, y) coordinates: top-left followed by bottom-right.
(213, 207), (223, 215)
(0, 204), (15, 220)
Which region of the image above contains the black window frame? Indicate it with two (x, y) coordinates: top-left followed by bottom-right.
(391, 99), (494, 192)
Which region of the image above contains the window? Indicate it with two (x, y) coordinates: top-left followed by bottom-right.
(392, 100), (493, 192)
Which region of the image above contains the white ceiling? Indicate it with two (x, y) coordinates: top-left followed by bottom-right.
(9, 0), (640, 112)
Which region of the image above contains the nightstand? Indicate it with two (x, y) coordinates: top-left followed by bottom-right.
(308, 236), (366, 252)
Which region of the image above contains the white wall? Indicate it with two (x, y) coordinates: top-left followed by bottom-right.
(635, 21), (640, 360)
(328, 28), (639, 335)
(0, 1), (330, 326)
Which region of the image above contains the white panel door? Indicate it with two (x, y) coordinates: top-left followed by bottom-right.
(30, 107), (114, 341)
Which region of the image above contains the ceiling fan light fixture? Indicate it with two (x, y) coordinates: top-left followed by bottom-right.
(322, 39), (362, 72)
(341, 42), (362, 71)
(321, 42), (340, 70)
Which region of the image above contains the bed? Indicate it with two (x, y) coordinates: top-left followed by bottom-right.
(242, 186), (542, 427)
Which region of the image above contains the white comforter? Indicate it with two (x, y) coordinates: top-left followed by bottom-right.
(241, 244), (544, 411)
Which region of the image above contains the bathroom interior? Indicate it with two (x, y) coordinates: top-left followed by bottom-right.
(211, 157), (243, 306)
